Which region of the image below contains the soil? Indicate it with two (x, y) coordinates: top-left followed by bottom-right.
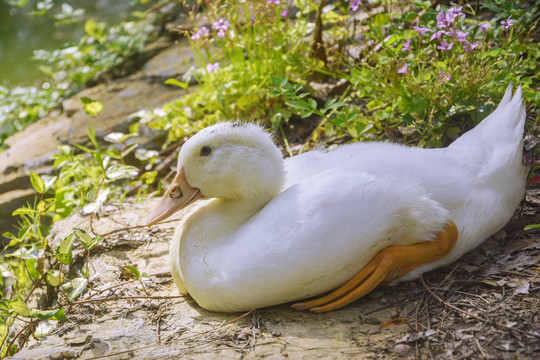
(10, 190), (539, 359)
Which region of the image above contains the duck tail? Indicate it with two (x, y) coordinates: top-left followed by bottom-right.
(447, 85), (526, 177)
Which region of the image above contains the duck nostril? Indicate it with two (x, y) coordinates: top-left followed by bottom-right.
(169, 186), (183, 198)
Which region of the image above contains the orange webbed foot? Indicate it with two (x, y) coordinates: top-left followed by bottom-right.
(292, 221), (458, 313)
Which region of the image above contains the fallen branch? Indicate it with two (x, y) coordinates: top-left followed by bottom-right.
(420, 276), (540, 339)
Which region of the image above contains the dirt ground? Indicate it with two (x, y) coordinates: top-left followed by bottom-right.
(11, 186), (539, 360)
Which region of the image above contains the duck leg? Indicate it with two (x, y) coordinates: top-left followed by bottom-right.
(292, 220), (458, 313)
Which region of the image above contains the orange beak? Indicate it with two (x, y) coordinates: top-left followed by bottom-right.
(147, 167), (202, 226)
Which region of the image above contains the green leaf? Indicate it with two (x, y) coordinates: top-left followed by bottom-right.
(270, 76), (283, 87)
(29, 171), (45, 194)
(73, 143), (95, 154)
(301, 110), (312, 118)
(0, 316), (13, 357)
(46, 270), (64, 287)
(73, 228), (93, 249)
(80, 97), (103, 116)
(41, 175), (58, 191)
(25, 259), (39, 280)
(524, 223), (540, 231)
(326, 101), (346, 111)
(324, 98), (337, 109)
(140, 171), (158, 185)
(8, 298), (32, 317)
(121, 265), (140, 279)
(285, 100), (312, 111)
(84, 18), (98, 36)
(105, 164), (139, 180)
(12, 207), (36, 216)
(84, 18), (106, 42)
(164, 78), (189, 89)
(38, 65), (55, 78)
(374, 13), (391, 26)
(61, 278), (88, 300)
(86, 125), (100, 150)
(91, 235), (104, 248)
(37, 198), (56, 213)
(91, 152), (105, 170)
(55, 233), (75, 265)
(34, 308), (66, 321)
(74, 228), (102, 249)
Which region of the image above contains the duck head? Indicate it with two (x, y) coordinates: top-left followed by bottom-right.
(147, 122), (285, 225)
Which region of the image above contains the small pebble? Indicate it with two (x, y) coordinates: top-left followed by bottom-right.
(392, 344), (411, 354)
(63, 349), (77, 358)
(49, 351), (64, 360)
(364, 317), (380, 325)
(367, 291), (384, 300)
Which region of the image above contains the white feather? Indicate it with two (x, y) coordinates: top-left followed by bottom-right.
(168, 86), (526, 312)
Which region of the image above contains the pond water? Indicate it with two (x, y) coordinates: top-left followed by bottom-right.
(0, 0), (145, 86)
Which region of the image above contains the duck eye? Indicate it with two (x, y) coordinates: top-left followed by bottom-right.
(169, 185), (182, 198)
(201, 146), (212, 156)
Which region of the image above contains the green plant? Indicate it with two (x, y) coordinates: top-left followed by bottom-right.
(0, 0), (173, 148)
(330, 1), (539, 147)
(145, 0), (323, 148)
(0, 97), (144, 355)
(270, 76), (372, 149)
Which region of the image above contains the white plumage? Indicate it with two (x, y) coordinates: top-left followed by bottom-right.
(150, 86), (526, 312)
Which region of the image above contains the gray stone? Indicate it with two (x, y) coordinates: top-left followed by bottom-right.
(10, 199), (409, 359)
(142, 38), (197, 80)
(0, 39), (194, 240)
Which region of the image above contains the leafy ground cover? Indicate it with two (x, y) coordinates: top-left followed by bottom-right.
(0, 0), (538, 357)
(0, 0), (179, 148)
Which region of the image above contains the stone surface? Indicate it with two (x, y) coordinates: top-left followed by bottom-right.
(10, 199), (411, 359)
(0, 41), (191, 241)
(142, 38), (197, 81)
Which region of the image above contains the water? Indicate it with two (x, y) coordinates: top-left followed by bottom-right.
(0, 0), (145, 86)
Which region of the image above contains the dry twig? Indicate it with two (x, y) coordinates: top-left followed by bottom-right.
(420, 276), (540, 339)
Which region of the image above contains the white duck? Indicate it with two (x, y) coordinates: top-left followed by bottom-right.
(148, 86), (526, 313)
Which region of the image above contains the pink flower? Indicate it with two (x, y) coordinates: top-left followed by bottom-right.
(191, 26), (209, 40)
(437, 40), (454, 51)
(436, 10), (448, 29)
(397, 63), (409, 74)
(206, 62), (219, 73)
(436, 6), (465, 29)
(348, 0), (362, 11)
(212, 17), (231, 38)
(462, 41), (478, 53)
(437, 71), (451, 82)
(455, 30), (469, 43)
(401, 40), (411, 52)
(500, 16), (515, 31)
(267, 0), (280, 4)
(479, 22), (490, 33)
(212, 18), (231, 32)
(430, 30), (448, 41)
(443, 28), (468, 43)
(281, 10), (289, 18)
(447, 6), (465, 21)
(413, 26), (431, 36)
